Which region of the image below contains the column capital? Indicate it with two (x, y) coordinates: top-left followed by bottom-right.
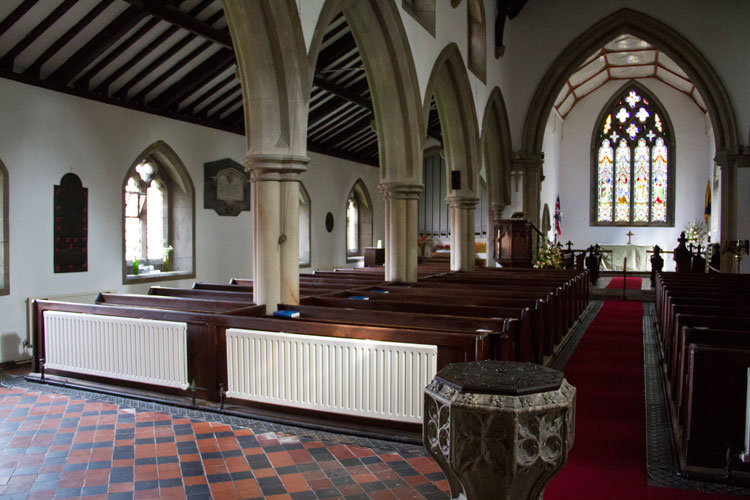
(378, 181), (423, 200)
(446, 195), (479, 209)
(714, 149), (750, 169)
(244, 153), (309, 181)
(490, 203), (506, 220)
(511, 151), (544, 172)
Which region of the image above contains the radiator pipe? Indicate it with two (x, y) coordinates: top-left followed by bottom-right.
(22, 375), (422, 446)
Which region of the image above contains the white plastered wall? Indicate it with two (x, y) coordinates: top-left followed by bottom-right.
(0, 78), (383, 363)
(557, 79), (711, 268)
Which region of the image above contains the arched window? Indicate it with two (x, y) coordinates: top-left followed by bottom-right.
(123, 141), (195, 283)
(0, 160), (8, 295)
(591, 83), (674, 226)
(299, 183), (311, 268)
(467, 0), (486, 83)
(346, 179), (373, 259)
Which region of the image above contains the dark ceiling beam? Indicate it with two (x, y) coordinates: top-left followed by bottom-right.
(196, 81), (240, 117)
(75, 17), (160, 89)
(94, 0), (213, 95)
(0, 0), (77, 69)
(358, 141), (380, 161)
(316, 30), (358, 70)
(308, 93), (351, 126)
(208, 93), (243, 119)
(50, 5), (147, 86)
(318, 114), (373, 150)
(0, 0), (40, 38)
(227, 108), (244, 129)
(313, 76), (371, 111)
(115, 8), (224, 100)
(131, 40), (213, 103)
(308, 104), (363, 141)
(121, 0), (233, 49)
(25, 0), (114, 79)
(183, 73), (235, 114)
(308, 142), (378, 167)
(150, 48), (234, 110)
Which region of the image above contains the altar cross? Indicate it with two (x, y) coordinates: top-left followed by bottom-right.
(626, 230), (634, 245)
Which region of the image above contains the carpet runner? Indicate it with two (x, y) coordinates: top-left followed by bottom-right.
(545, 301), (737, 499)
(606, 276), (643, 289)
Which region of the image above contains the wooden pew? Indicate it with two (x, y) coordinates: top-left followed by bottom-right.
(276, 303), (515, 361)
(303, 295), (535, 362)
(95, 293), (259, 315)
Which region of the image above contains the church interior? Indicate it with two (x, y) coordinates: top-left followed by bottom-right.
(0, 0), (748, 498)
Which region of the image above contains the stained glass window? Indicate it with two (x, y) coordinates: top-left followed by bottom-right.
(593, 85), (673, 225)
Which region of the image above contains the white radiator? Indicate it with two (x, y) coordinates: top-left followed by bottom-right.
(43, 311), (189, 390)
(226, 329), (438, 424)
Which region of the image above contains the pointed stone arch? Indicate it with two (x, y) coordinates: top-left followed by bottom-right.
(122, 140), (195, 284)
(0, 159), (8, 296)
(423, 43), (481, 198)
(422, 43), (480, 270)
(309, 0), (424, 281)
(521, 8), (738, 159)
(345, 178), (374, 258)
(308, 0), (424, 186)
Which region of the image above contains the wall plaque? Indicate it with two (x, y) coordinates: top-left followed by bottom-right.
(204, 159), (250, 216)
(54, 173), (88, 273)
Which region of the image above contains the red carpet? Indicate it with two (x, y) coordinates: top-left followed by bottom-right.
(545, 301), (736, 499)
(606, 276), (643, 289)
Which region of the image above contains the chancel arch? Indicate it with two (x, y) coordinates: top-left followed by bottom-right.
(422, 43), (481, 271)
(0, 159), (7, 296)
(122, 141), (195, 285)
(308, 0), (424, 282)
(520, 8), (739, 259)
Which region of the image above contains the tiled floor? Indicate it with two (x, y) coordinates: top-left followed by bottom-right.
(0, 382), (450, 499)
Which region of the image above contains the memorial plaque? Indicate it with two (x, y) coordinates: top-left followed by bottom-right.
(204, 159), (250, 216)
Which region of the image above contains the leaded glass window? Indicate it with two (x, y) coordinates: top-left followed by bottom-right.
(592, 84), (674, 225)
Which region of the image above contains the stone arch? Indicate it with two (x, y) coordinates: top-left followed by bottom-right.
(298, 182), (311, 268)
(422, 43), (480, 270)
(0, 159), (8, 296)
(521, 8), (738, 160)
(480, 87), (512, 212)
(308, 0), (424, 185)
(422, 43), (480, 199)
(122, 140), (195, 284)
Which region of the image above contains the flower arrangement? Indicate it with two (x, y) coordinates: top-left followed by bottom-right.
(474, 241), (486, 253)
(534, 241), (563, 269)
(683, 220), (707, 250)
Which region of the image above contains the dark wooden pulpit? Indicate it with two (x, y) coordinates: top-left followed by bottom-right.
(494, 219), (533, 267)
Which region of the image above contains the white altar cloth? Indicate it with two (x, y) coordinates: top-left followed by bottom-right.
(600, 245), (651, 272)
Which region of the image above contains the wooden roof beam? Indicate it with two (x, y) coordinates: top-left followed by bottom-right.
(121, 0), (233, 49)
(50, 4), (148, 86)
(0, 0), (77, 70)
(26, 0), (115, 79)
(0, 0), (40, 38)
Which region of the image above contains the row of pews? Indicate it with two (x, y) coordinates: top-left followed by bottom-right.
(32, 265), (588, 435)
(655, 272), (750, 483)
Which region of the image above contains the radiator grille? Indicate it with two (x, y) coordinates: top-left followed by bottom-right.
(226, 329), (437, 424)
(43, 311), (189, 390)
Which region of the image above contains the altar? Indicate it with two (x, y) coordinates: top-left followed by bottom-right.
(599, 245), (651, 272)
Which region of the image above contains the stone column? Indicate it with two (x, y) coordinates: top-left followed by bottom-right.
(247, 158), (307, 312)
(514, 154), (544, 257)
(279, 170), (304, 305)
(447, 196), (479, 271)
(715, 151), (750, 272)
(380, 183), (423, 282)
